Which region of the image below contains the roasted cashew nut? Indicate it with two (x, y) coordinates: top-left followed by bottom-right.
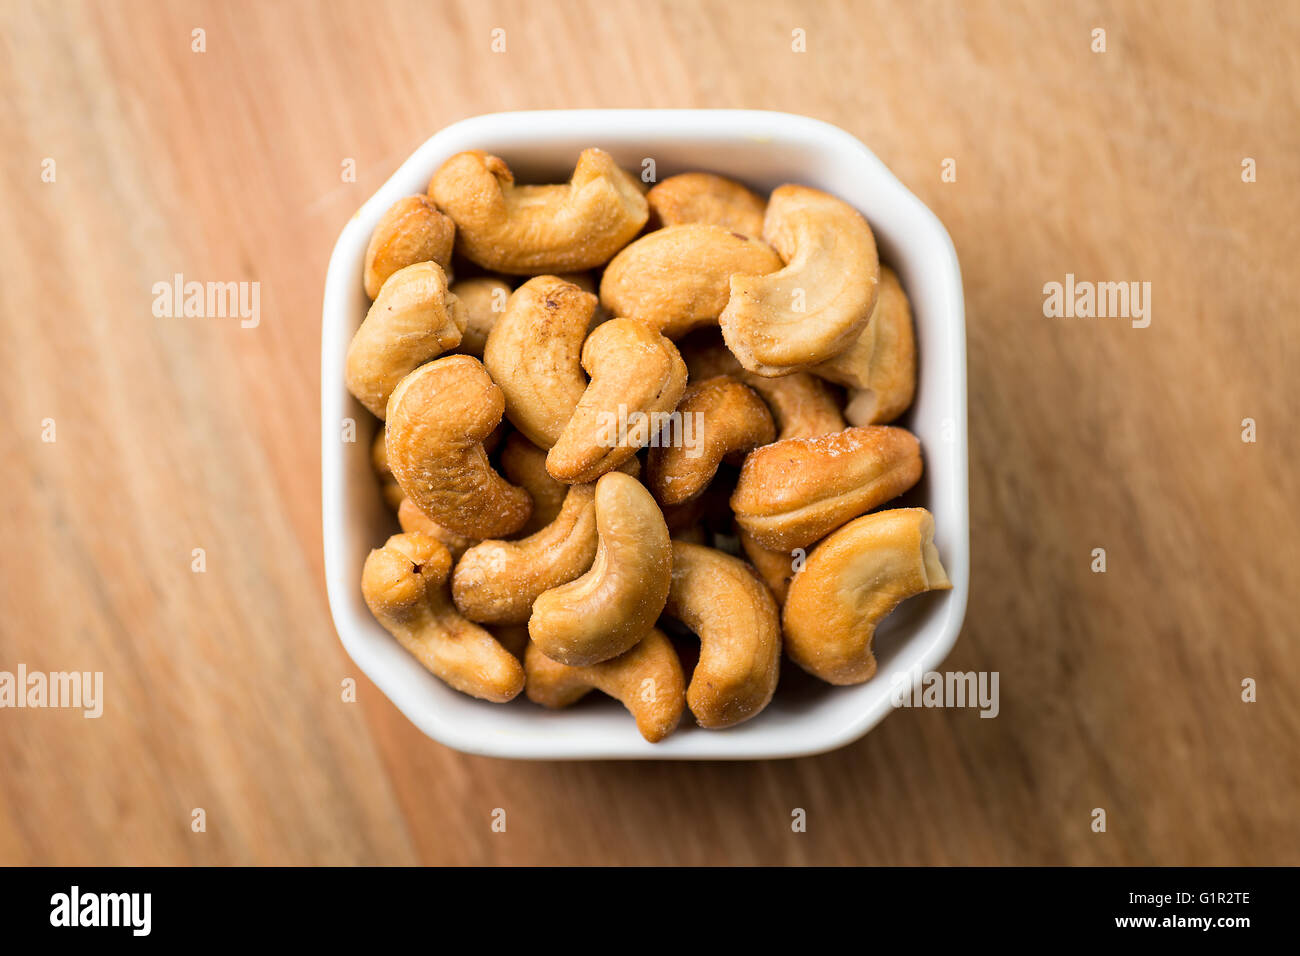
(738, 529), (796, 605)
(814, 265), (916, 425)
(346, 262), (467, 419)
(371, 426), (404, 510)
(783, 508), (951, 684)
(499, 432), (569, 535)
(720, 184), (880, 376)
(599, 224), (782, 339)
(449, 277), (511, 358)
(364, 195), (456, 299)
(484, 275), (596, 448)
(428, 148), (648, 274)
(646, 376), (774, 506)
(646, 172), (767, 237)
(385, 355), (531, 539)
(730, 425), (922, 552)
(680, 332), (845, 440)
(546, 318), (688, 484)
(397, 498), (475, 560)
(529, 472), (671, 666)
(362, 533), (525, 702)
(524, 630), (686, 743)
(662, 540), (781, 728)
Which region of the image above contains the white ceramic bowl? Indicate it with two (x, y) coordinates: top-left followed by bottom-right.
(321, 109), (968, 760)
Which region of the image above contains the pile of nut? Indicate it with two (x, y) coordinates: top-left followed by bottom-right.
(348, 149), (950, 742)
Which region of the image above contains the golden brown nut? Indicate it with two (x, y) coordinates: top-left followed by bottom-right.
(663, 540), (781, 728)
(680, 333), (845, 440)
(364, 195), (456, 299)
(385, 356), (531, 539)
(720, 184), (880, 376)
(346, 262), (467, 419)
(449, 277), (511, 358)
(524, 630), (686, 743)
(490, 624), (531, 660)
(730, 425), (922, 552)
(529, 472), (671, 666)
(546, 318), (688, 484)
(499, 432), (569, 535)
(645, 376), (774, 506)
(428, 149), (648, 274)
(397, 497), (475, 560)
(451, 481), (599, 624)
(371, 427), (404, 510)
(484, 276), (596, 448)
(362, 533), (524, 702)
(783, 508), (951, 684)
(599, 225), (782, 339)
(646, 172), (767, 237)
(738, 529), (796, 605)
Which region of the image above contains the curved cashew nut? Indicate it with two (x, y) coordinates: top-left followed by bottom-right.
(662, 540), (781, 728)
(546, 318), (688, 483)
(364, 195), (456, 299)
(731, 425), (922, 551)
(371, 426), (404, 510)
(385, 355), (531, 539)
(484, 276), (596, 448)
(529, 472), (671, 666)
(451, 481), (599, 624)
(738, 529), (796, 605)
(428, 148), (648, 274)
(720, 184), (880, 376)
(361, 533), (525, 702)
(449, 277), (511, 358)
(524, 630), (686, 743)
(346, 261), (467, 419)
(599, 225), (783, 339)
(783, 508), (951, 684)
(397, 497), (475, 560)
(646, 376), (774, 506)
(646, 172), (767, 237)
(681, 333), (845, 440)
(499, 432), (569, 535)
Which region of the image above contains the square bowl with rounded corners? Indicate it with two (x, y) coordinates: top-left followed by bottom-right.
(321, 109), (968, 760)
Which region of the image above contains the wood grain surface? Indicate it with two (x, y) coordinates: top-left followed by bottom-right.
(1, 0), (1296, 866)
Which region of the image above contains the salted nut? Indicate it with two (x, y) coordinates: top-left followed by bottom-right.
(452, 481), (599, 624)
(449, 277), (511, 358)
(346, 261), (467, 419)
(397, 498), (475, 560)
(385, 355), (531, 539)
(720, 184), (880, 376)
(730, 425), (923, 552)
(783, 508), (951, 684)
(371, 427), (404, 510)
(681, 333), (845, 440)
(363, 195), (456, 299)
(814, 265), (917, 425)
(663, 540), (781, 728)
(646, 172), (767, 237)
(484, 276), (596, 448)
(499, 432), (569, 535)
(524, 630), (686, 743)
(361, 532), (525, 702)
(529, 472), (672, 666)
(599, 224), (783, 339)
(646, 376), (774, 506)
(428, 148), (648, 274)
(546, 318), (688, 484)
(738, 529), (796, 605)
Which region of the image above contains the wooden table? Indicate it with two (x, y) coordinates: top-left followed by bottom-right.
(1, 0), (1296, 865)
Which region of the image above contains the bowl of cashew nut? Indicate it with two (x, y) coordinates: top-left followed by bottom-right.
(322, 110), (969, 759)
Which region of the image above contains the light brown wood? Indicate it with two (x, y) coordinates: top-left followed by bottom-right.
(1, 0), (1296, 865)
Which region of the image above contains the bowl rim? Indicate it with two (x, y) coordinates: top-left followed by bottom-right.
(321, 108), (969, 760)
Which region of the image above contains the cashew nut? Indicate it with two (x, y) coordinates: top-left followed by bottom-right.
(385, 355), (531, 539)
(680, 332), (845, 440)
(738, 529), (796, 605)
(662, 540), (781, 728)
(599, 224), (783, 339)
(646, 172), (767, 237)
(452, 481), (599, 624)
(524, 630), (686, 743)
(397, 497), (475, 560)
(730, 425), (922, 552)
(529, 472), (671, 666)
(484, 275), (597, 448)
(783, 508), (951, 684)
(720, 184), (880, 376)
(646, 376), (774, 506)
(546, 318), (688, 483)
(371, 426), (404, 510)
(346, 261), (467, 419)
(428, 149), (648, 274)
(499, 432), (569, 535)
(363, 195), (456, 299)
(449, 277), (511, 358)
(361, 533), (525, 702)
